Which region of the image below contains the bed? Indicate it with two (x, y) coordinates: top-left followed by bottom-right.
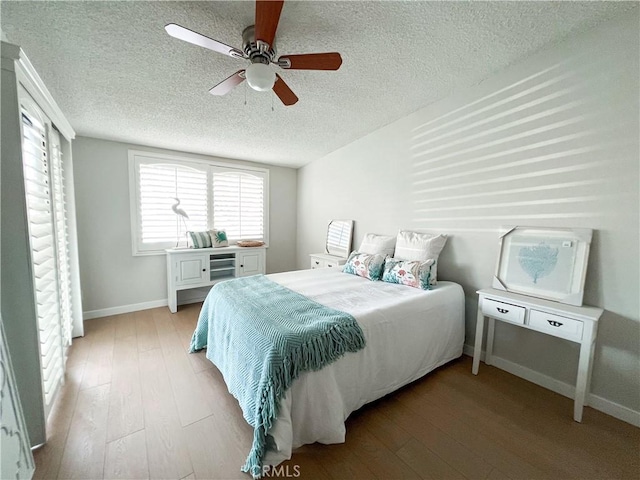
(191, 267), (465, 475)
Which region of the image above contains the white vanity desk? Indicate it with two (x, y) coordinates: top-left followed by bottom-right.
(309, 253), (346, 269)
(310, 219), (353, 270)
(472, 288), (603, 422)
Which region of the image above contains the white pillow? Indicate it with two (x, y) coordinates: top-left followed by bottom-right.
(394, 231), (448, 285)
(358, 233), (396, 257)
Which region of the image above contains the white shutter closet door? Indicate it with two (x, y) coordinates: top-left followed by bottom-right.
(20, 102), (66, 409)
(49, 127), (73, 348)
(212, 169), (265, 241)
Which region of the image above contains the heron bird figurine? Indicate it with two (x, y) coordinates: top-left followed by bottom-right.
(171, 197), (189, 246)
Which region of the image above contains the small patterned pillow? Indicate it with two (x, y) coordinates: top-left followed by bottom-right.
(187, 231), (212, 248)
(342, 251), (385, 281)
(382, 258), (435, 290)
(210, 229), (228, 247)
(394, 231), (447, 285)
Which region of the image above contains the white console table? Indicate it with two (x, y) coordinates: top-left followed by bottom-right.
(472, 288), (603, 422)
(166, 246), (266, 313)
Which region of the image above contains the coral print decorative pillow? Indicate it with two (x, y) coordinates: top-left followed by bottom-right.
(342, 252), (385, 281)
(382, 258), (435, 290)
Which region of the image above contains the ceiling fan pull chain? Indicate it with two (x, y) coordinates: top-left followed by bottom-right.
(244, 81), (247, 106)
(271, 91), (274, 112)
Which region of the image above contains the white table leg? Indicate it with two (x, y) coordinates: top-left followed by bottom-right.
(485, 317), (496, 366)
(167, 256), (177, 313)
(584, 325), (598, 404)
(574, 321), (596, 422)
(168, 290), (177, 314)
(472, 302), (485, 375)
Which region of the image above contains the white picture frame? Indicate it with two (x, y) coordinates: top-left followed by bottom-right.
(492, 226), (592, 306)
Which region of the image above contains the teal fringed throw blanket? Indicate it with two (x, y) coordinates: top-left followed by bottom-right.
(189, 275), (366, 478)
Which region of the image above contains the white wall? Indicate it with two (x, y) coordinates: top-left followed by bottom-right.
(73, 137), (297, 316)
(297, 13), (639, 418)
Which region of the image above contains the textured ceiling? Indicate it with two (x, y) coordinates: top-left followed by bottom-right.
(1, 1), (635, 168)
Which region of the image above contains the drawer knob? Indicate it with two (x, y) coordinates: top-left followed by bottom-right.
(497, 307), (509, 314)
(315, 261), (320, 265)
(547, 320), (564, 327)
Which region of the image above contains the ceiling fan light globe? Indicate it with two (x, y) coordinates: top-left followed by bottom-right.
(245, 63), (276, 91)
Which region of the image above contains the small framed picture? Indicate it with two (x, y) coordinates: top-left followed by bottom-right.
(493, 226), (593, 306)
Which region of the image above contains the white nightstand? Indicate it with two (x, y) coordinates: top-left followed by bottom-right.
(472, 288), (603, 422)
(309, 253), (347, 270)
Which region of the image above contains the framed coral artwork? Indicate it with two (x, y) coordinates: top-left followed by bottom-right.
(492, 226), (593, 306)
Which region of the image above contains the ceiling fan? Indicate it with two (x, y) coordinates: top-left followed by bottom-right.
(165, 0), (343, 106)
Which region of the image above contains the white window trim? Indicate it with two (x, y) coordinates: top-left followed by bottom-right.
(128, 149), (270, 256)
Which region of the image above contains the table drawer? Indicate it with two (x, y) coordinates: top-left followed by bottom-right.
(529, 310), (583, 342)
(482, 298), (525, 325)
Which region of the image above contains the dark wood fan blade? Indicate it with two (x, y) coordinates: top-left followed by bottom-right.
(209, 70), (245, 96)
(278, 52), (342, 70)
(165, 23), (244, 58)
(255, 0), (284, 47)
(273, 74), (298, 106)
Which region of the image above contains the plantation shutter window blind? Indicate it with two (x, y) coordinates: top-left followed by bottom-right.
(136, 161), (208, 252)
(130, 151), (269, 255)
(20, 102), (69, 409)
(212, 169), (265, 242)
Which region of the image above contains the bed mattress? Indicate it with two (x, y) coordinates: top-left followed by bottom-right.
(262, 267), (465, 465)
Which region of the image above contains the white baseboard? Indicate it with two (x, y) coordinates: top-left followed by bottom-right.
(462, 344), (640, 427)
(83, 285), (213, 320)
(83, 299), (168, 320)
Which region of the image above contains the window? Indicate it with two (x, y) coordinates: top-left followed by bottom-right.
(129, 151), (269, 255)
(138, 161), (209, 245)
(212, 169), (264, 240)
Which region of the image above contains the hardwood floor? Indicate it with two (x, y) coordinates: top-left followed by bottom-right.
(35, 303), (639, 480)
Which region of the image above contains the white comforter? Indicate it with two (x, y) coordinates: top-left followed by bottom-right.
(263, 268), (465, 465)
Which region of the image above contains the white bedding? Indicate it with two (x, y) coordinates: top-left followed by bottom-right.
(262, 268), (465, 465)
